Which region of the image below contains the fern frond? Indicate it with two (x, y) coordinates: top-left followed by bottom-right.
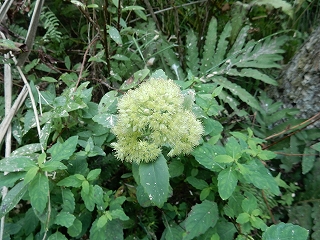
(212, 21), (232, 67)
(199, 17), (217, 76)
(9, 24), (28, 41)
(40, 8), (62, 43)
(186, 30), (200, 76)
(161, 40), (185, 81)
(212, 76), (263, 111)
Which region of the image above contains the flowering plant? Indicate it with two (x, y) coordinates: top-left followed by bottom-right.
(111, 78), (203, 164)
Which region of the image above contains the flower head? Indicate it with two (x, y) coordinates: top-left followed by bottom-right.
(111, 78), (203, 164)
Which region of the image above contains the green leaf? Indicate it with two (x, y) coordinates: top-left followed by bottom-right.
(242, 192), (257, 213)
(90, 219), (123, 240)
(54, 212), (76, 227)
(139, 154), (170, 208)
(41, 161), (67, 171)
(214, 155), (234, 164)
(183, 200), (218, 240)
(41, 76), (57, 83)
(92, 113), (117, 128)
(122, 5), (145, 11)
(97, 214), (110, 228)
(186, 30), (200, 75)
(236, 212), (250, 224)
(62, 188), (75, 213)
(110, 209), (129, 221)
(218, 167), (238, 200)
(0, 156), (36, 172)
(203, 118), (223, 136)
(29, 172), (49, 213)
(81, 183), (95, 211)
(108, 26), (122, 45)
(227, 68), (278, 85)
(302, 148), (316, 174)
(57, 174), (84, 187)
(87, 169), (101, 181)
(24, 166), (39, 184)
(48, 136), (78, 161)
(11, 143), (42, 156)
(253, 0), (293, 18)
(67, 218), (82, 237)
(192, 143), (226, 172)
(312, 142), (320, 152)
(168, 160), (184, 178)
(48, 232), (68, 240)
(186, 176), (209, 190)
(262, 223), (308, 240)
(98, 90), (118, 113)
(0, 181), (28, 218)
(0, 172), (26, 188)
(213, 76), (263, 111)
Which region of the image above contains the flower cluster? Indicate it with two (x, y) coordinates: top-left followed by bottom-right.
(111, 78), (203, 164)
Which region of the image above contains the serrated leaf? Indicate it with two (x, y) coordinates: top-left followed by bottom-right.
(81, 183), (95, 211)
(62, 188), (75, 213)
(214, 155), (234, 164)
(227, 68), (278, 85)
(236, 212), (250, 224)
(213, 76), (263, 111)
(54, 212), (76, 227)
(0, 181), (28, 218)
(110, 209), (129, 221)
(48, 232), (68, 240)
(29, 173), (49, 213)
(57, 174), (83, 187)
(203, 118), (223, 136)
(186, 176), (209, 190)
(41, 161), (67, 171)
(90, 218), (123, 240)
(302, 148), (316, 174)
(183, 200), (218, 240)
(218, 167), (238, 200)
(168, 160), (184, 178)
(186, 30), (200, 75)
(0, 172), (26, 188)
(213, 21), (232, 66)
(47, 136), (78, 161)
(312, 142), (320, 152)
(67, 218), (82, 237)
(87, 169), (101, 181)
(262, 223), (308, 240)
(139, 154), (170, 208)
(242, 192), (257, 213)
(200, 17), (217, 75)
(97, 214), (110, 228)
(192, 143), (226, 172)
(0, 156), (36, 172)
(92, 113), (117, 128)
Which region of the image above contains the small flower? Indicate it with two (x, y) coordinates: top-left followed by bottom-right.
(111, 78), (203, 164)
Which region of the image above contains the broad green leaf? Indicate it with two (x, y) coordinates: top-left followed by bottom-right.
(29, 173), (49, 213)
(203, 118), (223, 136)
(312, 142), (320, 152)
(242, 192), (257, 213)
(192, 143), (226, 172)
(90, 219), (123, 240)
(98, 91), (118, 113)
(216, 219), (238, 240)
(62, 188), (75, 213)
(97, 214), (110, 228)
(214, 155), (234, 164)
(92, 113), (117, 128)
(238, 161), (280, 195)
(302, 148), (316, 174)
(0, 172), (26, 188)
(186, 176), (209, 190)
(57, 174), (84, 187)
(54, 212), (76, 227)
(24, 166), (39, 184)
(183, 200), (218, 240)
(41, 161), (67, 171)
(200, 187), (211, 201)
(87, 169), (101, 181)
(48, 136), (78, 161)
(11, 143), (42, 156)
(0, 181), (28, 218)
(67, 218), (82, 237)
(162, 223), (184, 240)
(262, 223), (308, 240)
(236, 212), (250, 224)
(108, 26), (122, 45)
(218, 167), (238, 200)
(139, 154), (170, 208)
(251, 216), (267, 231)
(0, 156), (36, 172)
(82, 180), (90, 195)
(136, 185), (152, 207)
(110, 209), (129, 221)
(81, 184), (95, 211)
(48, 232), (68, 240)
(168, 160), (184, 178)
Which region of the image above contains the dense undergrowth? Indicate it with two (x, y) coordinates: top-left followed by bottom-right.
(0, 0), (320, 239)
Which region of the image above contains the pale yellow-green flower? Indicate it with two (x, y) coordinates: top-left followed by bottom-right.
(111, 78), (203, 164)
